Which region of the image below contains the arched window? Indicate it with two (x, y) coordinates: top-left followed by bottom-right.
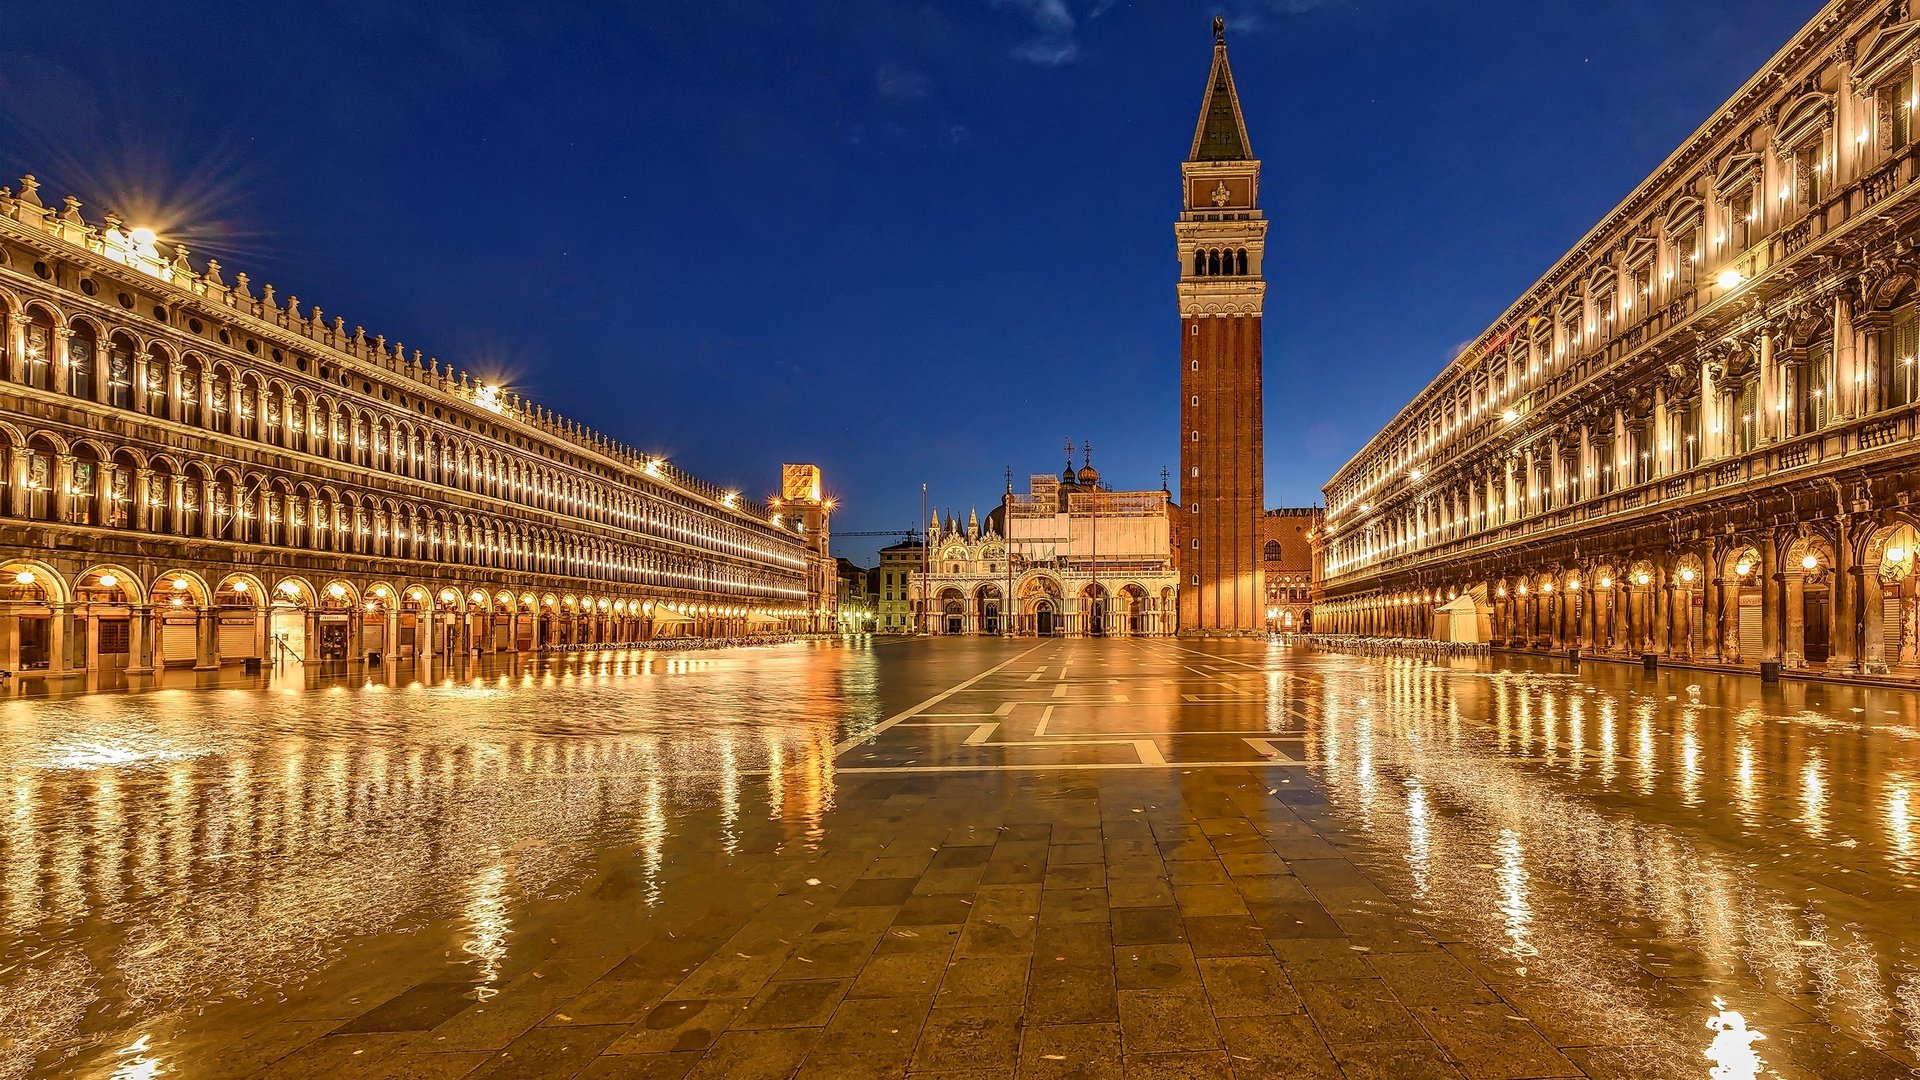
(1263, 539), (1281, 561)
(1236, 249), (1248, 276)
(1193, 250), (1206, 276)
(1207, 250), (1221, 276)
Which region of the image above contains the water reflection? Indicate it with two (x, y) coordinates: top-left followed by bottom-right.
(0, 642), (870, 1078)
(1704, 1000), (1766, 1080)
(1295, 649), (1920, 1078)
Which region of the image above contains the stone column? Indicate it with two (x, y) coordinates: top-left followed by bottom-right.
(1836, 289), (1859, 421)
(1761, 535), (1783, 664)
(3, 311), (23, 383)
(127, 605), (153, 675)
(1654, 579), (1670, 655)
(1834, 515), (1857, 672)
(194, 608), (218, 671)
(46, 604), (74, 677)
(1862, 564), (1889, 674)
(1759, 328), (1780, 443)
(1786, 569), (1809, 668)
(52, 454), (74, 523)
(1705, 574), (1724, 661)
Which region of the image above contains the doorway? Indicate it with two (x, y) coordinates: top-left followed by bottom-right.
(1035, 602), (1056, 637)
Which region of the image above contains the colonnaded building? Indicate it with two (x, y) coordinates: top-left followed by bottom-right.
(1315, 0), (1920, 680)
(0, 175), (836, 682)
(915, 452), (1180, 636)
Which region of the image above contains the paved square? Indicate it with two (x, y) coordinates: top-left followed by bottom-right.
(4, 638), (1919, 1079)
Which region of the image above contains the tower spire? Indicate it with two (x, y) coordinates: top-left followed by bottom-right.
(1190, 19), (1252, 162)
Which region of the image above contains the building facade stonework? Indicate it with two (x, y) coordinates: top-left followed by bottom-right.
(914, 458), (1178, 636)
(1177, 20), (1266, 634)
(0, 176), (833, 679)
(1262, 507), (1321, 633)
(1314, 0), (1920, 680)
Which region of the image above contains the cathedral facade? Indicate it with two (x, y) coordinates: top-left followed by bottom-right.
(916, 453), (1179, 637)
(1177, 20), (1267, 634)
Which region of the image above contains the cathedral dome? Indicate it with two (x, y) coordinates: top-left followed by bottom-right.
(1077, 464), (1100, 486)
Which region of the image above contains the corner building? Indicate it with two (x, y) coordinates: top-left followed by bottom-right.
(1177, 20), (1266, 634)
(0, 175), (831, 680)
(1316, 0), (1920, 680)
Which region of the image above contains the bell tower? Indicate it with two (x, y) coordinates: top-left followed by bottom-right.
(1177, 17), (1265, 633)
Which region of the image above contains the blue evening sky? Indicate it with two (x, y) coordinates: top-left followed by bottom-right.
(3, 1), (1817, 566)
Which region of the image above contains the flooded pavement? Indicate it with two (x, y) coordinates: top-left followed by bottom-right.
(1, 638), (1918, 1078)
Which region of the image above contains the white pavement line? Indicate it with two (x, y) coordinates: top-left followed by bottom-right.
(964, 723), (999, 746)
(839, 760), (1306, 774)
(1152, 640), (1271, 671)
(995, 701), (1019, 717)
(1244, 738), (1288, 760)
(1033, 704), (1054, 736)
(833, 645), (1047, 757)
(1133, 740), (1167, 765)
(1026, 671), (1044, 682)
(1052, 683), (1069, 698)
(896, 721), (1000, 728)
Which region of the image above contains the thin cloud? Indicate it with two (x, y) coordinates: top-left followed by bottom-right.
(991, 0), (1334, 66)
(991, 0), (1079, 66)
(875, 62), (932, 103)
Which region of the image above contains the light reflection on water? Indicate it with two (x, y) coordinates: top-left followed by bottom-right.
(1297, 652), (1920, 1078)
(0, 643), (876, 1079)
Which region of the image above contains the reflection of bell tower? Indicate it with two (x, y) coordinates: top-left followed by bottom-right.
(1176, 18), (1265, 633)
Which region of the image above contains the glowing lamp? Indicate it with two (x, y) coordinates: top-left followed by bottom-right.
(327, 582), (347, 599)
(1502, 409), (1519, 423)
(14, 570), (34, 586)
(1735, 560), (1753, 577)
(1717, 269), (1744, 290)
(1890, 546), (1908, 563)
(1801, 554), (1819, 571)
(1679, 567), (1696, 583)
(98, 573), (118, 588)
(1634, 571), (1650, 586)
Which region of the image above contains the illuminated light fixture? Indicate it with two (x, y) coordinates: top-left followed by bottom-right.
(1541, 581), (1554, 593)
(1717, 269), (1744, 289)
(1502, 409), (1519, 423)
(172, 578), (189, 591)
(1410, 468), (1424, 481)
(170, 595), (185, 607)
(1634, 571), (1650, 586)
(1891, 546), (1909, 563)
(13, 570), (35, 586)
(1801, 554), (1819, 571)
(1735, 559), (1754, 577)
(327, 582), (346, 598)
(1679, 567), (1696, 583)
(1568, 577), (1581, 590)
(1599, 575), (1613, 589)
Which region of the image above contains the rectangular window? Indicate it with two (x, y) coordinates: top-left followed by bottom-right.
(1804, 342), (1831, 433)
(1884, 79), (1914, 152)
(1797, 143), (1826, 206)
(1892, 308), (1920, 408)
(1729, 191), (1753, 250)
(1674, 229), (1698, 292)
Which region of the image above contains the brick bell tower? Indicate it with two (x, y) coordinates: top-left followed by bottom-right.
(1177, 17), (1265, 633)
